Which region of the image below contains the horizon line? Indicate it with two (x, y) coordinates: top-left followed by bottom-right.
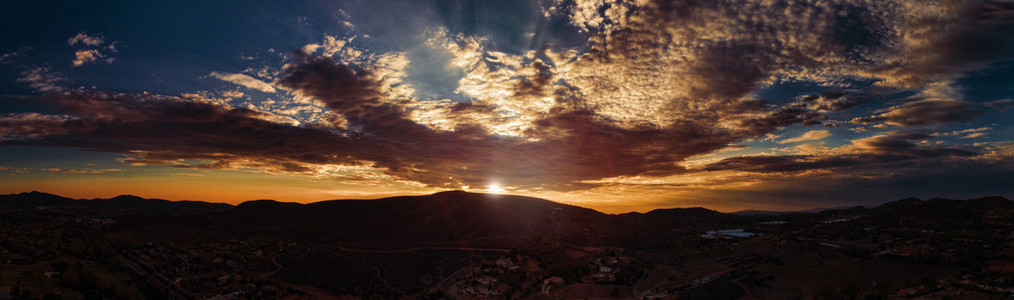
(5, 190), (1008, 215)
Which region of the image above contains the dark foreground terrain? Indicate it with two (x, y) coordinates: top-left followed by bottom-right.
(1, 191), (1012, 299)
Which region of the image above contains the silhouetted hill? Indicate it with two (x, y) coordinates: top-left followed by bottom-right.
(207, 191), (611, 244)
(4, 191), (1012, 299)
(729, 209), (794, 216)
(874, 197), (925, 211)
(0, 191), (76, 208)
(86, 195), (233, 214)
(620, 207), (743, 226)
(732, 205), (863, 216)
(234, 199), (303, 210)
(0, 192), (232, 214)
(5, 190), (1011, 247)
(866, 196), (1013, 226)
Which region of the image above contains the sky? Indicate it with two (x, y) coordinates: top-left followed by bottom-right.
(1, 0), (1013, 213)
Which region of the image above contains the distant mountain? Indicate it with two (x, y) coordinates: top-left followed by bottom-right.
(0, 191), (232, 214)
(622, 207), (733, 222)
(731, 205), (867, 216)
(0, 191), (76, 208)
(866, 196), (1014, 225)
(4, 190), (1011, 245)
(728, 209), (793, 216)
(615, 207), (750, 233)
(731, 197), (1013, 221)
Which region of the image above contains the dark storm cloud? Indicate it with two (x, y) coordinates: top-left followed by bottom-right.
(703, 132), (978, 173)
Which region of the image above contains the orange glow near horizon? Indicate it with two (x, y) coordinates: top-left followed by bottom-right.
(0, 167), (820, 214)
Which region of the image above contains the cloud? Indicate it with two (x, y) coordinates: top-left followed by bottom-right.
(220, 90), (245, 99)
(779, 130), (832, 144)
(985, 99), (1013, 111)
(1, 91), (362, 175)
(67, 32), (104, 46)
(0, 113), (77, 140)
(67, 32), (117, 66)
(853, 100), (983, 126)
(0, 166), (31, 174)
(935, 127), (991, 139)
(300, 35), (360, 60)
(17, 67), (67, 93)
(271, 54), (863, 188)
(0, 54), (747, 190)
(209, 72), (277, 93)
(38, 168), (123, 174)
(72, 49), (103, 66)
(551, 0), (1014, 95)
(0, 47), (31, 65)
(852, 81), (985, 126)
(704, 132), (978, 173)
(0, 46), (929, 193)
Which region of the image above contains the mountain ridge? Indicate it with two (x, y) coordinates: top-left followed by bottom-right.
(1, 190), (1011, 216)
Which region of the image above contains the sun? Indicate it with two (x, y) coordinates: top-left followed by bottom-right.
(487, 183), (505, 194)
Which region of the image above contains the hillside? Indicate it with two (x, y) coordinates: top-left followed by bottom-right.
(199, 191), (612, 244)
(2, 191), (1013, 299)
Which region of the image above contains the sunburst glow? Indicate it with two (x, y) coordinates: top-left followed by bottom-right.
(487, 183), (505, 194)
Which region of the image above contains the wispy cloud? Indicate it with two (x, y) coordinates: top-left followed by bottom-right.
(39, 168), (123, 174)
(705, 132), (978, 173)
(209, 72), (277, 93)
(17, 67), (67, 93)
(779, 130), (832, 144)
(0, 47), (31, 65)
